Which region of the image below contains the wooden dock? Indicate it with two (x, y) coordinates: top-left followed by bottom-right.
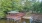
(22, 16), (31, 19)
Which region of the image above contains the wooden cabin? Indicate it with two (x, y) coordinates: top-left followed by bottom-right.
(6, 11), (25, 23)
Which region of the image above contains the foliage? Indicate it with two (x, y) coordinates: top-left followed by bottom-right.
(32, 1), (42, 13)
(0, 0), (24, 18)
(0, 0), (42, 18)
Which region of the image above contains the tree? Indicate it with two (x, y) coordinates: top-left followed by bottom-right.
(0, 0), (23, 18)
(32, 1), (42, 13)
(21, 0), (32, 12)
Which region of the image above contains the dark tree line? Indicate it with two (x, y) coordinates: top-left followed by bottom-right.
(32, 2), (42, 14)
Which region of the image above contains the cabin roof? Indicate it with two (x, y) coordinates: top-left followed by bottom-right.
(8, 11), (19, 13)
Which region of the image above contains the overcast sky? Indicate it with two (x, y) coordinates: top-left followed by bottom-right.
(21, 0), (42, 6)
(39, 0), (42, 2)
(36, 0), (42, 2)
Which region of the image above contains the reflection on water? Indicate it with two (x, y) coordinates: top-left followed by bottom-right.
(0, 19), (30, 23)
(23, 21), (26, 23)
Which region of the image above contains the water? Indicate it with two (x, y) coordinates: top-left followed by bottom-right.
(23, 21), (26, 23)
(0, 19), (30, 23)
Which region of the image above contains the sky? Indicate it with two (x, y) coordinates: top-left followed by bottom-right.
(36, 0), (42, 2)
(21, 0), (42, 6)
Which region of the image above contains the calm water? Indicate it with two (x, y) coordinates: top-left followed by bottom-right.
(0, 19), (30, 23)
